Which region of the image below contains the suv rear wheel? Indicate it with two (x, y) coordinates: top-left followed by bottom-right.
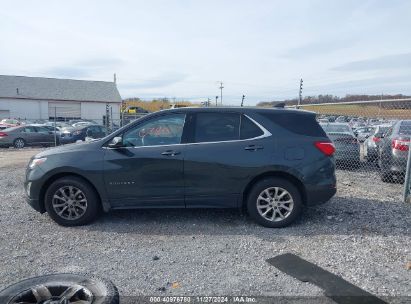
(247, 177), (302, 228)
(44, 176), (100, 226)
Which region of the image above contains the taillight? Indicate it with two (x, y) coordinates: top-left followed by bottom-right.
(392, 138), (410, 151)
(314, 141), (335, 156)
(372, 136), (381, 143)
(0, 132), (8, 137)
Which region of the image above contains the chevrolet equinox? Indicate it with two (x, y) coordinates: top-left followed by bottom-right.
(25, 107), (336, 228)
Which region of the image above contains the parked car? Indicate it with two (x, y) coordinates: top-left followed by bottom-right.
(0, 125), (56, 148)
(72, 121), (95, 128)
(363, 124), (392, 162)
(25, 107), (336, 227)
(0, 118), (20, 130)
(60, 124), (107, 144)
(320, 122), (360, 167)
(124, 106), (150, 114)
(335, 116), (349, 123)
(378, 120), (411, 182)
(44, 121), (71, 129)
(68, 119), (98, 126)
(0, 118), (20, 126)
(353, 126), (375, 142)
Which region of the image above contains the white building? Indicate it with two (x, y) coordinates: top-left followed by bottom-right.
(0, 75), (122, 124)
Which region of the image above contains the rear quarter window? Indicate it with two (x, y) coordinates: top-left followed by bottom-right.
(260, 112), (327, 137)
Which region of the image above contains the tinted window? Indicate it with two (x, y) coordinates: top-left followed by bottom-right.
(194, 113), (240, 143)
(240, 115), (264, 139)
(123, 114), (185, 147)
(88, 126), (100, 133)
(262, 113), (326, 137)
(35, 126), (50, 133)
(22, 126), (37, 133)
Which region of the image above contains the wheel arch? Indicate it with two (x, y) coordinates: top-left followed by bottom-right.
(38, 173), (103, 213)
(240, 171), (307, 209)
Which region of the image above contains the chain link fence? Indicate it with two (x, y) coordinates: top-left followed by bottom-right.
(295, 98), (411, 202)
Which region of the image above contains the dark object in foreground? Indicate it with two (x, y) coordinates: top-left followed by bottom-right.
(0, 273), (119, 304)
(267, 253), (387, 304)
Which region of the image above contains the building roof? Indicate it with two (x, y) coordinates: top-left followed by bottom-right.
(0, 75), (122, 103)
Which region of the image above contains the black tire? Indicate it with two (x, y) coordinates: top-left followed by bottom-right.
(0, 273), (119, 304)
(247, 177), (303, 228)
(44, 176), (100, 226)
(380, 170), (392, 183)
(13, 138), (25, 149)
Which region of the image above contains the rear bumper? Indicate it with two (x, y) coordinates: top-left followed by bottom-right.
(305, 184), (336, 206)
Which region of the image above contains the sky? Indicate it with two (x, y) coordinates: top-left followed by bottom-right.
(1, 0), (411, 105)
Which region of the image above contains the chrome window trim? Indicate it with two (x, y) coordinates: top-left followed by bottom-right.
(104, 113), (271, 149)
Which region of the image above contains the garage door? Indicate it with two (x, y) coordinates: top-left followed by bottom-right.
(48, 102), (81, 120)
(0, 110), (10, 119)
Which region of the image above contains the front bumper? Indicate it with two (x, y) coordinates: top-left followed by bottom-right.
(26, 195), (44, 213)
(25, 167), (47, 213)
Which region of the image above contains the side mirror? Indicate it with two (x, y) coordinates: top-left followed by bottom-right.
(108, 136), (124, 148)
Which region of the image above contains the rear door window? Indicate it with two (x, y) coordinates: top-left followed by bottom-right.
(194, 113), (240, 143)
(240, 115), (264, 139)
(262, 112), (326, 137)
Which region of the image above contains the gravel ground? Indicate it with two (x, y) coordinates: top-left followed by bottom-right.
(0, 148), (410, 302)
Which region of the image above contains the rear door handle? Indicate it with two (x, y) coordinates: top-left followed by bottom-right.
(161, 150), (181, 156)
(244, 145), (264, 151)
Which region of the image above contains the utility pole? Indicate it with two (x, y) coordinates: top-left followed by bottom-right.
(215, 96), (219, 106)
(207, 98), (211, 107)
(219, 81), (224, 105)
(298, 78), (303, 108)
(241, 95), (245, 107)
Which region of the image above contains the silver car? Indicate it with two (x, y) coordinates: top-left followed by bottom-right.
(363, 124), (392, 162)
(0, 125), (56, 148)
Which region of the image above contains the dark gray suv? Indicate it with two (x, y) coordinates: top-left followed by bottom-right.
(25, 107), (336, 228)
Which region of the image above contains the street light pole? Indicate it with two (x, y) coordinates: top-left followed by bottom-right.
(219, 81), (224, 105)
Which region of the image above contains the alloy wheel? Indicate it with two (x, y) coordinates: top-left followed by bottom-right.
(10, 283), (93, 304)
(256, 187), (294, 222)
(14, 139), (25, 148)
(52, 186), (88, 220)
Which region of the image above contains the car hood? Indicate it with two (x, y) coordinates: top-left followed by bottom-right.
(34, 139), (103, 158)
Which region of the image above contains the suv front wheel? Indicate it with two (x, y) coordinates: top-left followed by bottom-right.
(247, 177), (302, 228)
(44, 176), (100, 226)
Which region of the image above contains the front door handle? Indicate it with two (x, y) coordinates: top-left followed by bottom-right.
(161, 150), (181, 156)
(244, 145), (264, 151)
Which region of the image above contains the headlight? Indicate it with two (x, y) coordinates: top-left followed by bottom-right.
(29, 157), (47, 169)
